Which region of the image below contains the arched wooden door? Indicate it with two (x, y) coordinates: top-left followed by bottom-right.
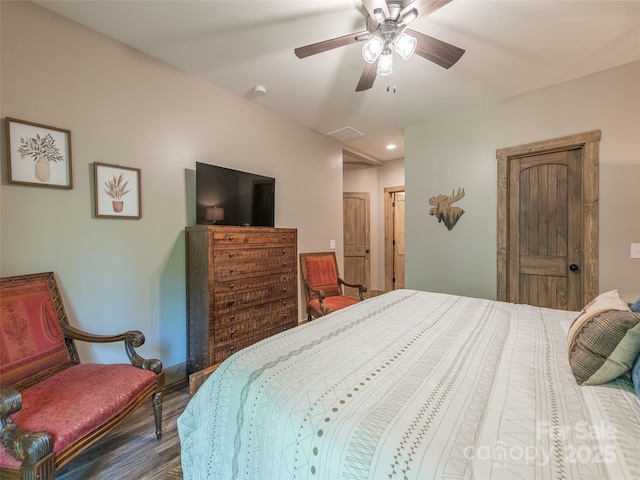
(497, 131), (600, 310)
(343, 192), (370, 298)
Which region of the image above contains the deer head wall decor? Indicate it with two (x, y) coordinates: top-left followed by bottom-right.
(429, 188), (465, 231)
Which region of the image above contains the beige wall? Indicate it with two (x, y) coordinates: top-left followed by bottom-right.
(405, 61), (640, 301)
(0, 1), (344, 369)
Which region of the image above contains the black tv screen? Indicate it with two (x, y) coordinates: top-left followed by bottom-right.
(196, 162), (275, 227)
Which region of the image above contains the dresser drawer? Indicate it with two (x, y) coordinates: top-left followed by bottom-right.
(213, 247), (296, 280)
(215, 284), (295, 314)
(212, 229), (296, 246)
(213, 336), (255, 364)
(213, 302), (296, 344)
(213, 297), (295, 329)
(253, 320), (297, 343)
(213, 319), (296, 364)
(214, 245), (295, 264)
(211, 296), (298, 331)
(215, 271), (295, 294)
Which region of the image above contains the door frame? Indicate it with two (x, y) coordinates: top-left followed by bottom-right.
(496, 130), (601, 307)
(384, 185), (405, 292)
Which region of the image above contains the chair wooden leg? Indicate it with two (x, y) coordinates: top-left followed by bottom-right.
(152, 391), (163, 440)
(20, 452), (55, 480)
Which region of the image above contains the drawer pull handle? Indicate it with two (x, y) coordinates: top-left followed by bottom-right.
(230, 316), (235, 321)
(282, 250), (286, 255)
(228, 252), (234, 258)
(283, 313), (287, 318)
(283, 287), (287, 292)
(230, 346), (235, 352)
(229, 283), (234, 289)
(230, 330), (234, 337)
(229, 268), (235, 273)
(228, 236), (234, 241)
(228, 299), (235, 306)
(283, 301), (287, 305)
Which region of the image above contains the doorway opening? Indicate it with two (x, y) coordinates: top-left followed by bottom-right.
(384, 186), (406, 292)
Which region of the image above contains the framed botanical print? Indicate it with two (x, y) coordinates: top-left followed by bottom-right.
(94, 162), (142, 219)
(5, 117), (73, 188)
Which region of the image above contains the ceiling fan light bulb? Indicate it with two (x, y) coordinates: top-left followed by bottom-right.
(401, 8), (418, 25)
(395, 32), (417, 60)
(362, 36), (384, 63)
(377, 49), (394, 76)
(373, 7), (386, 23)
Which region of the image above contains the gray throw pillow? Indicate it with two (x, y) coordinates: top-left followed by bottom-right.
(632, 353), (640, 397)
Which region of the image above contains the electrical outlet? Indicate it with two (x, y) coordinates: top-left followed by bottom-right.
(330, 240), (336, 250)
(631, 243), (640, 259)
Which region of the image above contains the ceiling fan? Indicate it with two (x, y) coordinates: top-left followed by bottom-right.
(294, 0), (465, 92)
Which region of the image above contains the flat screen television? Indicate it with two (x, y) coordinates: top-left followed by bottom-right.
(196, 162), (275, 227)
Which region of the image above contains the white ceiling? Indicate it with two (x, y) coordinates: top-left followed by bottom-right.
(34, 0), (640, 163)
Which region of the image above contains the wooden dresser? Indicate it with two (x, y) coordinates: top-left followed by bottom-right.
(185, 225), (298, 374)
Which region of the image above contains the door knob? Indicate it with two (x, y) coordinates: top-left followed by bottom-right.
(569, 264), (580, 272)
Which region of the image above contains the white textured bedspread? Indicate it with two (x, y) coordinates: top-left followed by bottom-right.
(178, 290), (640, 479)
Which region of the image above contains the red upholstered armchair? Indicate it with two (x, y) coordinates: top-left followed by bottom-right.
(0, 272), (164, 480)
(299, 252), (367, 321)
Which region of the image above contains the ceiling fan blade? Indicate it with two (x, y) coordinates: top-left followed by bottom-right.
(406, 28), (464, 69)
(362, 0), (390, 21)
(295, 31), (368, 58)
(356, 61), (378, 92)
(402, 0), (453, 20)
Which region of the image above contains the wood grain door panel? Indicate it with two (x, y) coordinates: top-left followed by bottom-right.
(497, 131), (600, 311)
(343, 192), (370, 298)
(510, 149), (582, 310)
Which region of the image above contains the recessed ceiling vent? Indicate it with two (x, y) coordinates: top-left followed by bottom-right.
(327, 126), (364, 142)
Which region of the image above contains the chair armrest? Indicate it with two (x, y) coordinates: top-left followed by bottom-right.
(304, 281), (326, 301)
(0, 388), (22, 419)
(0, 388), (53, 467)
(337, 277), (367, 300)
(304, 281), (332, 315)
(61, 324), (163, 374)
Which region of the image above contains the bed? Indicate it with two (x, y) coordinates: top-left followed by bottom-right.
(178, 289), (640, 479)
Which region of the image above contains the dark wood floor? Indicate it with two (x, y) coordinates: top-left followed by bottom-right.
(54, 381), (190, 480)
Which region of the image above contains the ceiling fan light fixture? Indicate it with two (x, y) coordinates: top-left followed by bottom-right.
(401, 8), (418, 25)
(373, 7), (386, 23)
(377, 48), (394, 76)
(362, 35), (384, 63)
(395, 32), (417, 60)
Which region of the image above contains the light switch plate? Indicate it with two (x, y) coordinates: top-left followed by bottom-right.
(330, 239), (336, 250)
(631, 243), (640, 259)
